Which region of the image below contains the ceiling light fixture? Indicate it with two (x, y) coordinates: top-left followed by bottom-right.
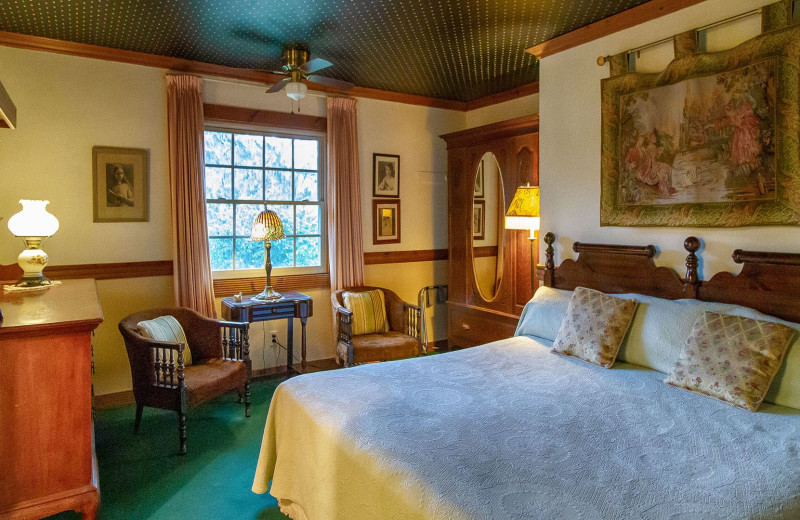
(285, 81), (307, 101)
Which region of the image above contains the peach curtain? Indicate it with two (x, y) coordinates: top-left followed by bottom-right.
(166, 75), (216, 317)
(326, 97), (364, 290)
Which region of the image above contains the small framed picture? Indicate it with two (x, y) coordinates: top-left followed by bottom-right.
(473, 160), (484, 198)
(373, 199), (401, 245)
(93, 146), (149, 222)
(473, 200), (485, 240)
(373, 153), (400, 197)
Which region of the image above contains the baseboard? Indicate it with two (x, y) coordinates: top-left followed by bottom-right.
(93, 357), (340, 409)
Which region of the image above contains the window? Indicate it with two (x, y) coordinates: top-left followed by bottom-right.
(203, 127), (326, 278)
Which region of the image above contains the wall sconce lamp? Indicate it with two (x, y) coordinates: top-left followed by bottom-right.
(250, 208), (285, 300)
(7, 199), (60, 287)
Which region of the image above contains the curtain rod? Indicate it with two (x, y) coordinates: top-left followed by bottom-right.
(597, 7), (762, 66)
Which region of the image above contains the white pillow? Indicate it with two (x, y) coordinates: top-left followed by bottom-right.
(514, 286), (572, 341)
(516, 287), (800, 410)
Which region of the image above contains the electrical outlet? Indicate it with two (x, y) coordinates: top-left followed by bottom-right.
(269, 330), (278, 337)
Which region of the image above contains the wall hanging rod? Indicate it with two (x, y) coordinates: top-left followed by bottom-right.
(597, 7), (762, 66)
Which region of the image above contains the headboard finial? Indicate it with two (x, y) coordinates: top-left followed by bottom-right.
(544, 232), (555, 270)
(683, 236), (701, 289)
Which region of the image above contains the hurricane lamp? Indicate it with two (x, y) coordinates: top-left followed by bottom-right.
(7, 199), (60, 287)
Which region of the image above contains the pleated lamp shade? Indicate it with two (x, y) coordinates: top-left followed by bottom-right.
(505, 184), (540, 236)
(250, 209), (285, 241)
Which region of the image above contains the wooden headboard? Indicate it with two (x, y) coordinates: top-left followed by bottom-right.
(537, 232), (800, 324)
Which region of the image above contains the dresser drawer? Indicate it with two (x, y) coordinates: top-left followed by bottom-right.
(448, 304), (517, 349)
(251, 303), (296, 320)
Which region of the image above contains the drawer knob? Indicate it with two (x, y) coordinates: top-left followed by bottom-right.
(461, 323), (470, 330)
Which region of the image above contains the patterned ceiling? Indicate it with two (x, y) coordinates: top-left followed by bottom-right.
(0, 0), (651, 102)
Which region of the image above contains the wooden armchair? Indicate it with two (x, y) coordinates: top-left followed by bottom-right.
(118, 307), (251, 455)
(332, 286), (422, 367)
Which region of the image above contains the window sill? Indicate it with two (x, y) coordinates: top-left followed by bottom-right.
(213, 272), (330, 297)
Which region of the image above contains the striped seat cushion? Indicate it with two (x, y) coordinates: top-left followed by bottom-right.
(343, 290), (390, 336)
(137, 315), (193, 365)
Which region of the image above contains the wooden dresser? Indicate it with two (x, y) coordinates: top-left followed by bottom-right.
(441, 115), (539, 348)
(0, 279), (103, 520)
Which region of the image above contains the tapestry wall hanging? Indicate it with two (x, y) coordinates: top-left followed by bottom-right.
(600, 24), (800, 227)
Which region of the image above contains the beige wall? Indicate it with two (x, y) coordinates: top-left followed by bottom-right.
(0, 46), (467, 396)
(538, 0), (797, 277)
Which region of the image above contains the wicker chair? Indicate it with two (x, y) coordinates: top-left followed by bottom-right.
(331, 286), (422, 367)
(118, 307), (251, 455)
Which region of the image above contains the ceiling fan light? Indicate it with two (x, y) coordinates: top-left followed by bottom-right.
(285, 81), (307, 101)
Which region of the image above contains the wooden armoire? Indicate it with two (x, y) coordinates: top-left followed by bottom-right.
(441, 115), (539, 349)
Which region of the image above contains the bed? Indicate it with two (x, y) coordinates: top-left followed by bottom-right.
(252, 236), (800, 519)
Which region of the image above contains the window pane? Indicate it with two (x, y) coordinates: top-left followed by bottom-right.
(205, 167), (232, 200)
(296, 205), (320, 235)
(209, 238), (233, 270)
(235, 203), (263, 236)
(235, 238), (265, 270)
(206, 203), (233, 236)
(204, 131), (231, 165)
(294, 171), (318, 201)
(270, 238), (294, 268)
(265, 137), (292, 168)
(266, 204), (294, 235)
(265, 170), (292, 200)
(294, 139), (318, 170)
(296, 236), (321, 267)
(234, 134), (263, 167)
(234, 169), (263, 200)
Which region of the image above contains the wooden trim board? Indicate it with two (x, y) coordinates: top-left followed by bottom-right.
(0, 31), (538, 111)
(203, 104), (327, 132)
(364, 249), (448, 265)
(526, 0), (708, 59)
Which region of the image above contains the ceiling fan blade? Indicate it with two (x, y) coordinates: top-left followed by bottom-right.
(256, 69), (290, 76)
(266, 78), (291, 93)
(301, 58), (333, 74)
(306, 75), (354, 91)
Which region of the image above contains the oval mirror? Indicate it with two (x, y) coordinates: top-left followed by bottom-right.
(472, 152), (505, 301)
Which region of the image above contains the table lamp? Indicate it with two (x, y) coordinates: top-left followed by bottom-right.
(250, 209), (285, 300)
(505, 184), (540, 291)
(7, 199), (60, 287)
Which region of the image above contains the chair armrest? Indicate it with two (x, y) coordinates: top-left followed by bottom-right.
(335, 306), (353, 344)
(403, 303), (422, 346)
(217, 320), (250, 364)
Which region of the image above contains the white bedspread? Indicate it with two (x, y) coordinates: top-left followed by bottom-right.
(253, 336), (800, 519)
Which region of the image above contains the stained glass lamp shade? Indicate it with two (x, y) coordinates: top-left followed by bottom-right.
(250, 209), (285, 300)
(505, 184), (540, 239)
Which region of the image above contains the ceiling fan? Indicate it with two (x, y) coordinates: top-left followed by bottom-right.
(265, 45), (354, 100)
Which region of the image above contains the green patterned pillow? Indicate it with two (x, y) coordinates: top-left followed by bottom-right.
(343, 290), (389, 336)
(137, 315), (193, 365)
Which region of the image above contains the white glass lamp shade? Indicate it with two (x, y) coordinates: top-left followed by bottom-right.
(285, 81), (307, 101)
(8, 199), (60, 237)
(505, 185), (540, 238)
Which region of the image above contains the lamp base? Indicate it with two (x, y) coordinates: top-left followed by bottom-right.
(14, 273), (53, 288)
(252, 286), (283, 301)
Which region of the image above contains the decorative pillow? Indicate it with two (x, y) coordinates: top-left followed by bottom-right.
(552, 287), (638, 368)
(664, 312), (795, 412)
(343, 290), (389, 336)
(137, 315), (193, 365)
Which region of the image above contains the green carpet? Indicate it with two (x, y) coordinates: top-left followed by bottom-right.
(47, 377), (290, 520)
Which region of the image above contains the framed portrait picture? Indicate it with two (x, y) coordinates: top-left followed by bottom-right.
(373, 199), (401, 245)
(473, 160), (484, 198)
(92, 146), (149, 222)
(472, 200), (485, 240)
(373, 153), (400, 197)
